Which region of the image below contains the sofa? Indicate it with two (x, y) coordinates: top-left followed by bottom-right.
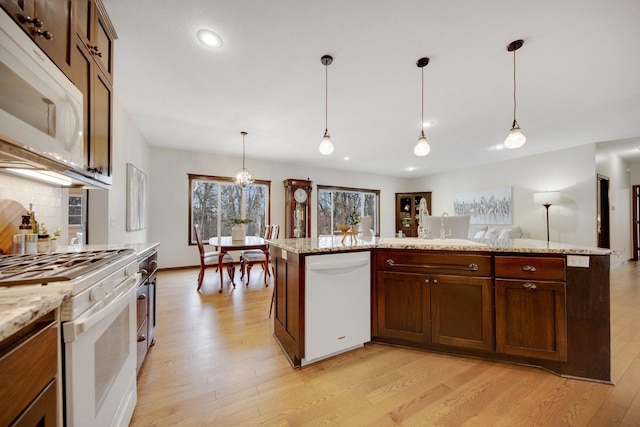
(467, 225), (529, 240)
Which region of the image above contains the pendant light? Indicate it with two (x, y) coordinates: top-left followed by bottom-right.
(414, 57), (431, 157)
(318, 54), (334, 155)
(504, 39), (526, 149)
(234, 131), (254, 188)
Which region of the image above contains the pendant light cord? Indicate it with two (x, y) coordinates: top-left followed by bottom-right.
(325, 62), (329, 133)
(512, 48), (517, 127)
(421, 66), (424, 125)
(242, 132), (247, 169)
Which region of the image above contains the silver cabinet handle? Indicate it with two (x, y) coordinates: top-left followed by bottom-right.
(522, 282), (537, 290)
(522, 265), (537, 272)
(386, 259), (478, 271)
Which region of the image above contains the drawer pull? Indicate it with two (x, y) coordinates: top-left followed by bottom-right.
(138, 334), (147, 342)
(521, 265), (537, 272)
(139, 268), (148, 275)
(137, 294), (147, 300)
(522, 282), (537, 290)
(386, 259), (478, 271)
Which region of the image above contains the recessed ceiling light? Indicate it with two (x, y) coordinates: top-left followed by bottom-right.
(405, 166), (417, 171)
(197, 29), (223, 48)
(343, 156), (350, 161)
(490, 144), (506, 150)
(422, 120), (435, 128)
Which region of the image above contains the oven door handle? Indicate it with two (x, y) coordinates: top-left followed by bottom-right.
(63, 274), (140, 342)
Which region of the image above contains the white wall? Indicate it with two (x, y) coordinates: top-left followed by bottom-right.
(407, 145), (599, 247)
(89, 97), (152, 245)
(596, 144), (633, 266)
(147, 147), (407, 268)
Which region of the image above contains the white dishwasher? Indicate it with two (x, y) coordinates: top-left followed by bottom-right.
(302, 251), (371, 365)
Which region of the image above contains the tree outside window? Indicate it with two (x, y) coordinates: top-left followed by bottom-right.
(189, 174), (270, 243)
(317, 186), (379, 236)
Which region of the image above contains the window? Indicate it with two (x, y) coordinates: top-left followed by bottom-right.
(189, 174), (271, 244)
(317, 186), (379, 236)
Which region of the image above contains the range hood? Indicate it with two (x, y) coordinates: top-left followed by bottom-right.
(0, 138), (111, 189)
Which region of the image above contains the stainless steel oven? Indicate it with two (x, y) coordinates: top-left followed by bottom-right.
(0, 249), (139, 427)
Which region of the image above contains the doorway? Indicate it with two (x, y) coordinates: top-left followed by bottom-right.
(633, 185), (640, 261)
(597, 175), (610, 249)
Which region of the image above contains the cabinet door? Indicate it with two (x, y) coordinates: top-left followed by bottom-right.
(11, 378), (57, 427)
(374, 271), (430, 344)
(431, 274), (494, 351)
(34, 0), (72, 76)
(91, 67), (112, 176)
(495, 279), (567, 361)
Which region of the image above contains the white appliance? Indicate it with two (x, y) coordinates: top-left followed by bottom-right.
(0, 9), (108, 188)
(0, 249), (140, 427)
(303, 251), (371, 365)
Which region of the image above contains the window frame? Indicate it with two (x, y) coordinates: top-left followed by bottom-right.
(317, 185), (380, 236)
(188, 174), (271, 245)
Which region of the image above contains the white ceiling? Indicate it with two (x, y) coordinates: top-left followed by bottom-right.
(102, 0), (640, 178)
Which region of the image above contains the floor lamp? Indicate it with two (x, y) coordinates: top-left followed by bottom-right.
(533, 191), (562, 242)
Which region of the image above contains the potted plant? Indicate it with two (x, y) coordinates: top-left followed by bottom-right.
(346, 208), (361, 233)
(228, 218), (252, 240)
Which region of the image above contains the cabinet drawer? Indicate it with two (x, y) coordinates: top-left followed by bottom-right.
(495, 256), (565, 281)
(136, 282), (148, 328)
(0, 316), (57, 427)
(377, 250), (491, 276)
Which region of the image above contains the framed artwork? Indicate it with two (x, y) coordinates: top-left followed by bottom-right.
(454, 187), (512, 225)
(126, 163), (147, 231)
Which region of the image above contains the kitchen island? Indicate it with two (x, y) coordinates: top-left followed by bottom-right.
(269, 236), (611, 383)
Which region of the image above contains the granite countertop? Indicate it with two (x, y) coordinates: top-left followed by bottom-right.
(268, 236), (612, 255)
(0, 242), (160, 342)
(0, 284), (71, 341)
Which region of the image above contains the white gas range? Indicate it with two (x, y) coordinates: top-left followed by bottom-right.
(0, 248), (140, 427)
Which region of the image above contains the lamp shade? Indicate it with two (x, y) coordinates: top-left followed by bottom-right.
(533, 191), (561, 205)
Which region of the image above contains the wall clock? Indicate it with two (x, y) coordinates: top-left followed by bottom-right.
(284, 179), (312, 238)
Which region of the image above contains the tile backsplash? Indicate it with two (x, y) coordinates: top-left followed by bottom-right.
(0, 173), (67, 236)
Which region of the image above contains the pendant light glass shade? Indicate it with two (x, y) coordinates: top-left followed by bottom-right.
(319, 55), (334, 155)
(234, 131), (254, 188)
(319, 129), (333, 155)
(504, 122), (526, 149)
(504, 40), (526, 149)
(414, 57), (431, 157)
(414, 130), (431, 156)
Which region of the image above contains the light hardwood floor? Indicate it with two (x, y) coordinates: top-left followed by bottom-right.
(131, 261), (640, 426)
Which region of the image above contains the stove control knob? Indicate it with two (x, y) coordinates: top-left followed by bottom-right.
(90, 284), (106, 302)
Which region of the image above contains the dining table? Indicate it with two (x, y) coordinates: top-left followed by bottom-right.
(208, 236), (270, 291)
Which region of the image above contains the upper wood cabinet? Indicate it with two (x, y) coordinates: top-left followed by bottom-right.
(70, 0), (116, 182)
(0, 0), (73, 77)
(395, 192), (431, 237)
(74, 0), (115, 82)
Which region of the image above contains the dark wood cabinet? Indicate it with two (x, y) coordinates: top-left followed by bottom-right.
(373, 250), (493, 351)
(70, 0), (115, 185)
(374, 271), (430, 344)
(395, 192), (431, 237)
(0, 311), (58, 427)
(271, 245), (305, 366)
(0, 0), (73, 77)
(431, 274), (494, 351)
(495, 255), (567, 361)
(136, 248), (158, 374)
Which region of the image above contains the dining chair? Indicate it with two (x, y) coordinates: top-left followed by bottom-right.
(194, 225), (235, 291)
(239, 224), (273, 285)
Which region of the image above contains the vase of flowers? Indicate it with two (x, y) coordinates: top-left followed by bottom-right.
(347, 208), (361, 233)
(229, 218), (252, 241)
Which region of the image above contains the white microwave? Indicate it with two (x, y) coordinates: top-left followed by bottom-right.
(0, 9), (85, 180)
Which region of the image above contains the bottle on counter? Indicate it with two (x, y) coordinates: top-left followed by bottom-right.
(19, 215), (32, 234)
